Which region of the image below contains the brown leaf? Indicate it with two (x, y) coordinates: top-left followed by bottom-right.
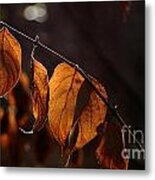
(96, 122), (128, 169)
(75, 78), (108, 149)
(32, 59), (49, 131)
(0, 27), (21, 97)
(48, 63), (84, 146)
(48, 63), (108, 151)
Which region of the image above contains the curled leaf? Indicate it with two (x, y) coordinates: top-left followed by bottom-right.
(96, 122), (129, 169)
(32, 59), (49, 131)
(0, 27), (21, 97)
(48, 63), (84, 146)
(75, 78), (108, 149)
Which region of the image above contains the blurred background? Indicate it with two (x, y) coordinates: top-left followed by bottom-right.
(0, 1), (145, 169)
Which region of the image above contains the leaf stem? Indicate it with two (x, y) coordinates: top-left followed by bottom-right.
(0, 21), (144, 151)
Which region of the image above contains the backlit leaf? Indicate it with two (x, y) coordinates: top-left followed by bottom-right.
(96, 122), (128, 169)
(75, 78), (108, 149)
(48, 63), (84, 146)
(0, 27), (21, 97)
(32, 59), (49, 131)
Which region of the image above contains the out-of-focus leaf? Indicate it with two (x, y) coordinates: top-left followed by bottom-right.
(70, 149), (84, 168)
(0, 27), (21, 97)
(11, 72), (32, 130)
(0, 93), (17, 148)
(96, 122), (128, 169)
(119, 1), (132, 23)
(6, 91), (17, 134)
(32, 59), (49, 131)
(0, 134), (10, 148)
(34, 128), (51, 164)
(48, 63), (84, 146)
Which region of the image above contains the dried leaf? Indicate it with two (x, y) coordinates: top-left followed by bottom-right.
(96, 122), (128, 169)
(75, 78), (108, 149)
(0, 27), (21, 97)
(48, 63), (84, 146)
(48, 63), (108, 150)
(32, 59), (49, 131)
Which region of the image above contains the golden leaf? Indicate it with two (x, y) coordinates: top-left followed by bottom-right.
(0, 27), (21, 97)
(32, 59), (49, 131)
(75, 78), (108, 149)
(96, 122), (129, 169)
(48, 63), (84, 146)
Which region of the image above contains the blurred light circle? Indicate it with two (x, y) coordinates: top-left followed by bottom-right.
(23, 3), (48, 23)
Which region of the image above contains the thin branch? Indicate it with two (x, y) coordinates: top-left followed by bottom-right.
(30, 36), (37, 93)
(0, 21), (144, 151)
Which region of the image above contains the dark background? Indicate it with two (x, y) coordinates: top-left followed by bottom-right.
(0, 1), (145, 169)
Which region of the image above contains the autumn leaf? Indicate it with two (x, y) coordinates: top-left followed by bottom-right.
(0, 27), (21, 97)
(11, 66), (48, 132)
(96, 121), (128, 169)
(0, 93), (17, 148)
(75, 78), (108, 149)
(48, 63), (84, 146)
(48, 63), (108, 151)
(32, 59), (49, 131)
(11, 72), (32, 130)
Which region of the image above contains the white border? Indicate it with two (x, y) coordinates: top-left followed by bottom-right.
(0, 0), (146, 3)
(0, 0), (155, 179)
